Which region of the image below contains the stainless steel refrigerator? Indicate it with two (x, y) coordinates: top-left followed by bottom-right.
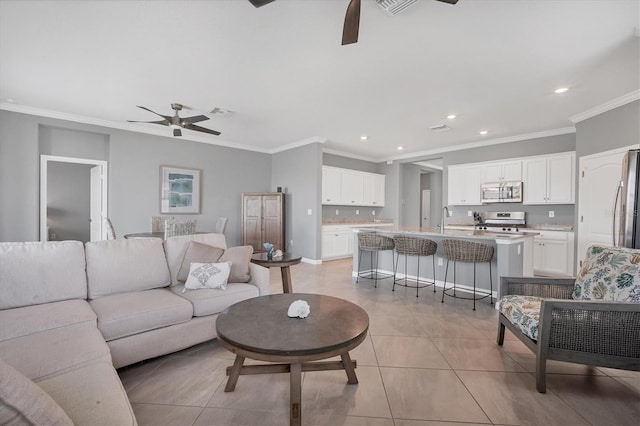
(614, 148), (640, 248)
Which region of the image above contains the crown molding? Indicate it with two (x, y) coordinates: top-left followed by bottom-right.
(569, 90), (640, 123)
(268, 136), (326, 154)
(384, 127), (576, 162)
(0, 102), (276, 154)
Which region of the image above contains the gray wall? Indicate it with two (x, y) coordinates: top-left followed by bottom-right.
(0, 110), (272, 245)
(272, 143), (323, 260)
(575, 100), (639, 158)
(401, 163), (421, 227)
(323, 153), (379, 173)
(47, 162), (92, 242)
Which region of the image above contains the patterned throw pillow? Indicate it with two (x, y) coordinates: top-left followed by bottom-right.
(572, 245), (640, 302)
(184, 261), (231, 291)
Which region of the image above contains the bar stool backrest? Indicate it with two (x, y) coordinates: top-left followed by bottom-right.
(443, 239), (493, 263)
(358, 232), (394, 252)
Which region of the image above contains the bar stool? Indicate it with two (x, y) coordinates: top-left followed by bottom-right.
(441, 239), (494, 310)
(392, 235), (437, 297)
(356, 232), (395, 288)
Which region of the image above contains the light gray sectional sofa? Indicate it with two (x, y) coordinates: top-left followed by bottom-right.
(0, 233), (269, 425)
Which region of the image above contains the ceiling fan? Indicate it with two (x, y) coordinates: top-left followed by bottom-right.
(127, 103), (221, 137)
(248, 0), (459, 45)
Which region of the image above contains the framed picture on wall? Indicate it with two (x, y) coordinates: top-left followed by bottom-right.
(160, 166), (200, 214)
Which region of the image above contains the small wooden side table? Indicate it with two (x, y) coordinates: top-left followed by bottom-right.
(250, 252), (302, 293)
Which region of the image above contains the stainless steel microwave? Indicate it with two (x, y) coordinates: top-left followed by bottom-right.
(480, 181), (523, 203)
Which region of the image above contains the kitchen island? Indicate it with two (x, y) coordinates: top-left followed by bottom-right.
(352, 226), (537, 300)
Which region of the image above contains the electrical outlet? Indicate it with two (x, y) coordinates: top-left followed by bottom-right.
(307, 209), (312, 215)
(437, 257), (443, 266)
(549, 210), (555, 218)
(355, 209), (359, 215)
(335, 209), (339, 215)
(467, 210), (472, 217)
(372, 210), (376, 216)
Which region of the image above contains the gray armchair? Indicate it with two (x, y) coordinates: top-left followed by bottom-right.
(496, 245), (640, 393)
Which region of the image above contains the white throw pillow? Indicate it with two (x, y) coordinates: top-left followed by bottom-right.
(184, 261), (231, 291)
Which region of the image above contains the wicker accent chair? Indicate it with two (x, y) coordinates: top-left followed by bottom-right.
(497, 245), (640, 393)
(356, 232), (395, 288)
(392, 235), (437, 297)
(151, 215), (175, 233)
(441, 239), (494, 310)
(163, 219), (197, 239)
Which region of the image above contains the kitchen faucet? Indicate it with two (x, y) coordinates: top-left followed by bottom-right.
(441, 206), (450, 233)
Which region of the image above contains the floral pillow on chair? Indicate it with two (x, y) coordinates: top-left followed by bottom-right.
(572, 245), (640, 302)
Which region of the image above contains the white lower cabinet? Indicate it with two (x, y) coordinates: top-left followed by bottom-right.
(533, 230), (575, 276)
(322, 226), (352, 259)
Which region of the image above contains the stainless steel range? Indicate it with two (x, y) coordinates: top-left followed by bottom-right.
(475, 211), (526, 233)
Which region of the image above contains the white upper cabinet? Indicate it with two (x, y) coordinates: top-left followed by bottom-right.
(340, 170), (365, 205)
(523, 153), (575, 204)
(322, 166), (385, 207)
(481, 160), (522, 182)
(363, 173), (385, 207)
(448, 165), (481, 205)
(322, 166), (342, 205)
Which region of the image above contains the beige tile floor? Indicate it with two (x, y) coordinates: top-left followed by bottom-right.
(119, 259), (640, 426)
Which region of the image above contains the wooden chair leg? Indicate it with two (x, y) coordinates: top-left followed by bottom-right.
(536, 355), (547, 393)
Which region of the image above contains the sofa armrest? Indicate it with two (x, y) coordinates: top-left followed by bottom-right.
(248, 263), (270, 296)
(538, 299), (640, 362)
(500, 276), (576, 300)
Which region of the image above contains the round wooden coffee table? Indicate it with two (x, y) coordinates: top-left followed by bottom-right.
(216, 293), (369, 426)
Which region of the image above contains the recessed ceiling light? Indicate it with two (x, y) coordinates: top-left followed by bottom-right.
(446, 114), (456, 120)
(479, 130), (488, 135)
(397, 146), (404, 150)
(360, 135), (368, 141)
(554, 87), (569, 94)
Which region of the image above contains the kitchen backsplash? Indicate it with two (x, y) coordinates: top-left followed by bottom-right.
(321, 205), (383, 219)
(446, 204), (575, 228)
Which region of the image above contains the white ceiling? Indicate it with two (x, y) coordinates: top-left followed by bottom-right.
(1, 0), (638, 161)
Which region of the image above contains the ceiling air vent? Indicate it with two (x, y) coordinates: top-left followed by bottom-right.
(429, 124), (451, 133)
(376, 0), (421, 16)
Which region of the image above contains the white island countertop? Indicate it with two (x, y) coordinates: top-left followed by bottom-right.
(353, 225), (538, 242)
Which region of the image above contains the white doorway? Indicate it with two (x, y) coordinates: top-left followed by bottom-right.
(577, 145), (636, 272)
(422, 190), (431, 227)
(40, 155), (108, 242)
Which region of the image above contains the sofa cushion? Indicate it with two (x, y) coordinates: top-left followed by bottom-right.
(220, 245), (254, 283)
(164, 233), (228, 285)
(572, 245), (640, 302)
(37, 361), (136, 426)
(171, 283), (260, 317)
(89, 288), (193, 341)
(0, 323), (111, 381)
(0, 241), (87, 309)
(177, 241), (224, 283)
(184, 261), (231, 291)
(0, 357), (73, 426)
(0, 299), (96, 342)
(86, 238), (171, 299)
(499, 294), (541, 341)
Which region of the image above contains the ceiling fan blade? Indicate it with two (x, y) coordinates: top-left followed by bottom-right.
(248, 0), (276, 7)
(184, 124), (221, 136)
(435, 0), (459, 4)
(127, 119), (169, 125)
(342, 0), (361, 46)
(173, 128), (182, 137)
(181, 114), (210, 125)
(136, 105), (172, 120)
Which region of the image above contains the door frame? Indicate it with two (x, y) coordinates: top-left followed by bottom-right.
(577, 145), (636, 272)
(40, 155), (108, 242)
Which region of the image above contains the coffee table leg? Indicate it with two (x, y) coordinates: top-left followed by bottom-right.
(225, 355), (245, 392)
(281, 266), (293, 293)
(290, 362), (302, 426)
(341, 352), (358, 384)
